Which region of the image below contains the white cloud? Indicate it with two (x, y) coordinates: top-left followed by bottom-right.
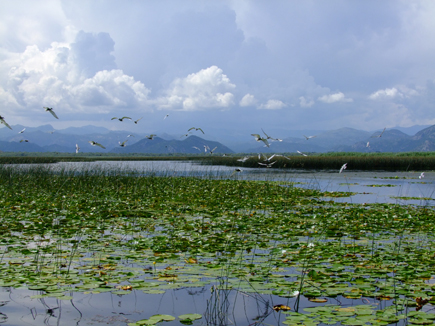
(299, 96), (315, 108)
(318, 92), (353, 103)
(239, 93), (257, 107)
(159, 65), (236, 111)
(369, 87), (400, 100)
(258, 99), (286, 110)
(368, 86), (418, 100)
(0, 32), (151, 116)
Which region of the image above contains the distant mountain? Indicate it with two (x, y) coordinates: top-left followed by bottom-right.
(338, 125), (435, 152)
(1, 123), (434, 153)
(110, 135), (234, 154)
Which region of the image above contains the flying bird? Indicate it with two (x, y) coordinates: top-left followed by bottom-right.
(119, 140), (128, 147)
(19, 128), (26, 134)
(231, 168), (243, 176)
(366, 142), (370, 148)
(111, 117), (131, 122)
(88, 141), (106, 149)
(127, 134), (135, 137)
(0, 116), (12, 130)
(134, 117), (143, 124)
(262, 128), (282, 142)
(371, 127), (386, 138)
(297, 150), (307, 156)
(48, 130), (55, 134)
(303, 135), (316, 140)
(419, 172), (425, 179)
(164, 114), (169, 119)
(251, 133), (270, 147)
(180, 132), (192, 138)
(188, 127), (205, 134)
(20, 139), (29, 143)
(258, 161), (276, 168)
(237, 156), (251, 162)
(193, 146), (201, 151)
(75, 144), (80, 154)
(339, 163), (347, 173)
(43, 107), (59, 119)
(145, 134), (156, 140)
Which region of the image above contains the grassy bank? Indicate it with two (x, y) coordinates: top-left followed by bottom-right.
(0, 165), (435, 325)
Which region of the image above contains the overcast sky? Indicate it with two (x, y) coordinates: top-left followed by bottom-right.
(1, 0), (435, 137)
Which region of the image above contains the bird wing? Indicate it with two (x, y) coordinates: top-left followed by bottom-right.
(95, 142), (106, 149)
(258, 162), (267, 166)
(135, 117), (143, 123)
(1, 119), (12, 130)
(48, 110), (59, 119)
(121, 140), (128, 146)
(261, 138), (270, 147)
(121, 117), (132, 120)
(111, 117), (118, 120)
(261, 128), (270, 138)
(188, 127), (196, 132)
(197, 128), (205, 134)
(251, 133), (261, 140)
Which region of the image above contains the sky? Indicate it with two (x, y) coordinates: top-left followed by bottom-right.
(1, 0), (435, 139)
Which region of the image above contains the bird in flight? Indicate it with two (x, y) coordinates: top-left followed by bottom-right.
(262, 128), (282, 142)
(339, 163), (347, 173)
(303, 135), (316, 140)
(20, 139), (29, 143)
(258, 161), (276, 168)
(88, 141), (106, 149)
(75, 144), (80, 154)
(419, 172), (425, 179)
(251, 134), (270, 147)
(297, 150), (307, 156)
(188, 127), (205, 134)
(366, 142), (370, 148)
(44, 107), (59, 119)
(134, 117), (142, 124)
(0, 116), (12, 130)
(164, 114), (169, 119)
(371, 127), (386, 138)
(119, 140), (128, 147)
(111, 117), (131, 122)
(19, 128), (26, 134)
(145, 134), (156, 140)
(193, 146), (201, 151)
(237, 156), (251, 162)
(127, 134), (134, 137)
(48, 130), (55, 134)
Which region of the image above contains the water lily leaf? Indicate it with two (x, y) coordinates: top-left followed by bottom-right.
(178, 313), (202, 321)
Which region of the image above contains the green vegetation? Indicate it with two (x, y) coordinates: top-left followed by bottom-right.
(205, 154), (435, 171)
(0, 164), (435, 325)
(1, 151), (435, 171)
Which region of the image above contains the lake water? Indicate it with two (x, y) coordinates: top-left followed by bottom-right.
(36, 160), (435, 206)
(1, 161), (434, 325)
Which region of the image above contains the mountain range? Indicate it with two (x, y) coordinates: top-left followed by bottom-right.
(0, 123), (434, 154)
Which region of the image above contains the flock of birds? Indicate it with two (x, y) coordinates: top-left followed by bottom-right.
(0, 110), (426, 179)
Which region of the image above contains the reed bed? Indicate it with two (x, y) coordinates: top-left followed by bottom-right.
(204, 154), (435, 171)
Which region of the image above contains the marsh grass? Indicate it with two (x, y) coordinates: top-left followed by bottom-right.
(204, 153), (435, 171)
(0, 163), (435, 325)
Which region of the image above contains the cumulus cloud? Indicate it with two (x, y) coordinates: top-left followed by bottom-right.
(258, 99), (286, 110)
(299, 96), (315, 108)
(368, 86), (418, 100)
(239, 93), (257, 107)
(318, 92), (353, 103)
(159, 66), (236, 111)
(0, 31), (150, 115)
